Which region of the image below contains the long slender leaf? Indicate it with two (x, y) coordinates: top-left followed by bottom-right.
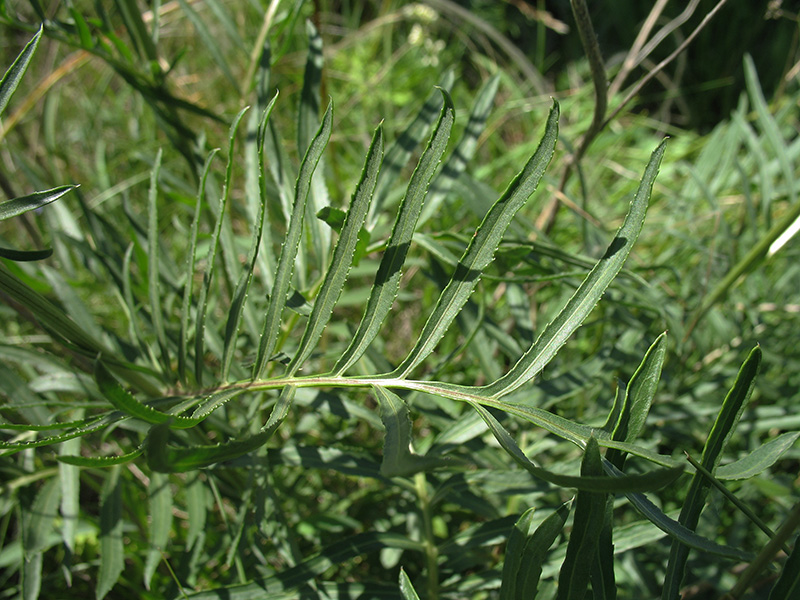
(0, 185), (77, 221)
(195, 107), (250, 385)
(485, 139), (667, 398)
(97, 465), (124, 600)
(253, 102), (333, 379)
(179, 149), (219, 382)
(368, 71), (456, 225)
(373, 386), (451, 477)
(556, 438), (606, 600)
(146, 386), (296, 472)
(221, 96), (278, 381)
(500, 502), (570, 600)
(470, 402), (682, 492)
(715, 431), (800, 480)
(333, 89), (456, 375)
(606, 332), (667, 468)
(147, 148), (170, 374)
(0, 26), (42, 117)
(288, 124), (383, 375)
(662, 345), (761, 600)
(393, 102), (559, 378)
(399, 568), (422, 600)
(95, 360), (201, 428)
(144, 472), (172, 590)
(419, 73), (500, 226)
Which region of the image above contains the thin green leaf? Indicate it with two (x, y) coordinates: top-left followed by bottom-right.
(768, 533), (800, 600)
(288, 124), (384, 375)
(221, 97), (277, 381)
(58, 446), (144, 467)
(22, 477), (60, 558)
(95, 360), (201, 428)
(663, 346), (761, 599)
(606, 332), (667, 468)
(114, 0), (159, 62)
(186, 472), (208, 550)
(500, 503), (570, 600)
(369, 71), (455, 225)
(179, 149), (219, 383)
(471, 402), (682, 492)
(0, 413), (124, 453)
(394, 102), (559, 378)
(556, 438), (607, 600)
(373, 386), (451, 477)
(0, 185), (77, 220)
(0, 25), (42, 117)
(485, 139), (667, 398)
(97, 465), (124, 600)
(195, 107), (250, 385)
(333, 89), (456, 375)
(399, 568), (421, 600)
(605, 460), (755, 562)
(253, 102), (333, 379)
(0, 246), (53, 261)
(297, 19), (323, 157)
(419, 73), (500, 226)
(146, 386), (296, 472)
(147, 148), (170, 374)
(144, 472), (172, 590)
(183, 531), (423, 599)
(716, 431), (800, 480)
(59, 436), (81, 560)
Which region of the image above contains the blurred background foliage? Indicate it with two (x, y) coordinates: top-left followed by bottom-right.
(1, 1), (799, 598)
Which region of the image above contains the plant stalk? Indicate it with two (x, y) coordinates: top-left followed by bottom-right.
(415, 472), (439, 600)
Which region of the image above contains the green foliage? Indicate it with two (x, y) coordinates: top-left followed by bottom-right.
(1, 2), (798, 600)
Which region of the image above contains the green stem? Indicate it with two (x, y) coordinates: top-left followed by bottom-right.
(415, 472), (439, 600)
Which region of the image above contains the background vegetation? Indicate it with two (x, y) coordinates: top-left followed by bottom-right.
(1, 1), (799, 599)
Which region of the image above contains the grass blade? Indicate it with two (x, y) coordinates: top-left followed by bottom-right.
(288, 124), (383, 375)
(485, 139), (667, 398)
(333, 89), (456, 375)
(253, 102), (333, 379)
(147, 148), (170, 375)
(144, 472), (172, 590)
(195, 107), (250, 385)
(556, 438), (606, 600)
(394, 102), (559, 378)
(662, 346), (762, 600)
(97, 465), (124, 600)
(0, 26), (41, 117)
(221, 97), (278, 381)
